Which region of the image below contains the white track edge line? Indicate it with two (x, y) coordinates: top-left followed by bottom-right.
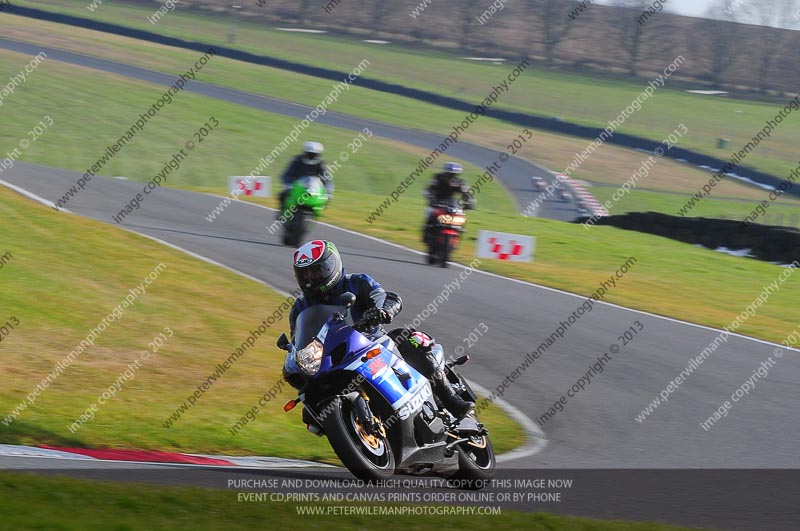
(467, 380), (547, 463)
(0, 178), (71, 213)
(125, 229), (293, 298)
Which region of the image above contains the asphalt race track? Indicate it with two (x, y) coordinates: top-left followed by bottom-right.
(0, 37), (580, 222)
(3, 160), (799, 529)
(2, 41), (799, 531)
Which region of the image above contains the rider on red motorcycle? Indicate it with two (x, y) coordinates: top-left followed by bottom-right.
(283, 240), (474, 418)
(422, 162), (475, 244)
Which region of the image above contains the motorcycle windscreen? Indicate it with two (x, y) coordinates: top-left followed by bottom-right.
(293, 304), (351, 349)
(291, 176), (328, 211)
(296, 175), (325, 193)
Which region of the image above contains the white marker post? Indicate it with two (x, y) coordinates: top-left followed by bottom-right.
(229, 176), (271, 197)
(477, 230), (535, 262)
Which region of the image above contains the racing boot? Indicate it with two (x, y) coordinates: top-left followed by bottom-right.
(421, 211), (435, 245)
(430, 369), (473, 419)
(422, 223), (433, 245)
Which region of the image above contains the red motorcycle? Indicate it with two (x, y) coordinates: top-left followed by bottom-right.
(425, 204), (467, 268)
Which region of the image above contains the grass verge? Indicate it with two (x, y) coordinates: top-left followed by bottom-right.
(0, 185), (523, 457)
(0, 472), (704, 531)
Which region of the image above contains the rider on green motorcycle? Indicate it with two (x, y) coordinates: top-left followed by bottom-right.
(278, 141), (334, 217)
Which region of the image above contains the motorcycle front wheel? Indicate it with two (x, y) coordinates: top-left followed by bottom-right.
(284, 209), (310, 247)
(322, 397), (395, 482)
(439, 234), (451, 268)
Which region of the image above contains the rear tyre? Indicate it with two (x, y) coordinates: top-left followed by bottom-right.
(282, 212), (297, 247)
(448, 429), (496, 489)
(322, 397), (395, 482)
(280, 210), (292, 246)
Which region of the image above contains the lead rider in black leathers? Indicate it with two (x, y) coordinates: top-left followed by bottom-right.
(282, 239), (474, 419)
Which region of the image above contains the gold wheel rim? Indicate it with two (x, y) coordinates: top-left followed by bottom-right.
(355, 419), (381, 449)
(467, 435), (488, 449)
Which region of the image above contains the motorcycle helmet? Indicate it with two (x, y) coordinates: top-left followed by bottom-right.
(443, 162), (462, 175)
(293, 240), (343, 298)
(302, 141), (324, 165)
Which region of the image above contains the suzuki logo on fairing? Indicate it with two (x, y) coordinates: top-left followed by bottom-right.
(397, 385), (432, 420)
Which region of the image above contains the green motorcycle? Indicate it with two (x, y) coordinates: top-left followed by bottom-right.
(280, 175), (329, 247)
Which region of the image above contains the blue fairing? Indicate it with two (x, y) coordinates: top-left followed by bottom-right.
(317, 320), (373, 372)
(314, 312), (426, 409)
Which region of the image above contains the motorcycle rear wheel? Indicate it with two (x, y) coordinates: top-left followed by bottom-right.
(448, 427), (496, 489)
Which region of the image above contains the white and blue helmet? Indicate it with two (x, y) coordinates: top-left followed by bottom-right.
(443, 162), (462, 174)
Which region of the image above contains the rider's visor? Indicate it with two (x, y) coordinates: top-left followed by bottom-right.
(299, 265), (325, 287)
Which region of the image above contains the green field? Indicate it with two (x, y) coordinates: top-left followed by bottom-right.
(471, 123), (800, 225)
(0, 472), (705, 531)
(8, 0), (800, 181)
(590, 187), (800, 224)
(0, 46), (798, 345)
(0, 184), (522, 457)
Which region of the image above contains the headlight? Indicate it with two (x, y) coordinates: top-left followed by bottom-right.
(437, 213), (466, 226)
(295, 339), (323, 376)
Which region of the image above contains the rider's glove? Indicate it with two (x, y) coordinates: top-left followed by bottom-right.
(363, 307), (391, 326)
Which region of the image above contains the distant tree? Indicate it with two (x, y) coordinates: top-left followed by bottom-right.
(610, 0), (657, 77)
(733, 0), (800, 92)
(525, 0), (581, 65)
(371, 0), (395, 27)
(403, 0), (435, 42)
(696, 1), (748, 88)
(297, 0), (317, 18)
(460, 0), (486, 50)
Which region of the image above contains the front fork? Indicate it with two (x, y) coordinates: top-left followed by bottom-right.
(343, 391), (383, 436)
(293, 389), (384, 438)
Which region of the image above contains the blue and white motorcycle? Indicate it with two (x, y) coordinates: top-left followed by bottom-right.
(279, 293), (495, 486)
